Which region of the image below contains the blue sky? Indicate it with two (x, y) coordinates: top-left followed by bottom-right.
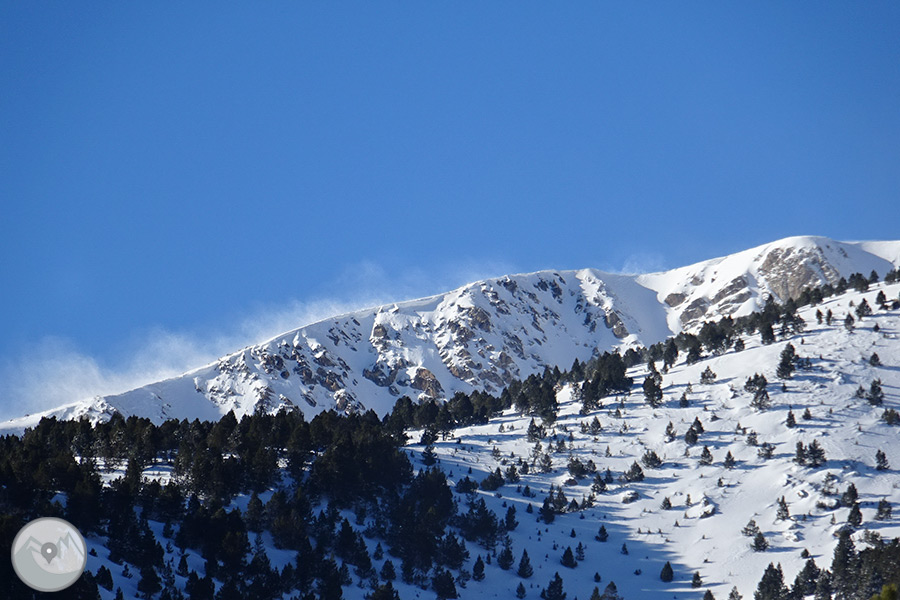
(1, 3), (899, 416)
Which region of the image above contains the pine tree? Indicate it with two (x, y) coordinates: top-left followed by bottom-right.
(641, 449), (663, 468)
(786, 410), (796, 428)
(692, 571), (703, 588)
(432, 568), (458, 600)
(472, 555), (485, 581)
(841, 483), (859, 507)
(777, 345), (796, 380)
(704, 591), (716, 600)
(643, 375), (663, 408)
(661, 496), (672, 510)
(876, 498), (892, 521)
(516, 582), (527, 599)
(868, 379), (885, 405)
(540, 496), (556, 524)
(728, 586), (743, 600)
(599, 582), (622, 600)
(665, 421), (677, 441)
(755, 563), (788, 600)
(575, 542), (585, 561)
(138, 565), (162, 599)
(660, 561), (674, 582)
(724, 451), (736, 469)
(561, 546), (577, 568)
(699, 446), (713, 465)
(876, 449), (890, 471)
(595, 525), (608, 542)
(794, 441), (807, 465)
(848, 502), (863, 528)
(380, 559), (396, 581)
(870, 352), (882, 366)
(776, 496), (790, 521)
(370, 582), (402, 600)
(742, 519), (760, 537)
(807, 440), (826, 467)
(845, 313), (855, 331)
(517, 549), (534, 578)
(752, 532), (769, 552)
(498, 538), (515, 570)
(685, 427), (699, 445)
(831, 528), (856, 599)
(624, 461), (645, 482)
(540, 572), (566, 600)
(701, 366), (717, 384)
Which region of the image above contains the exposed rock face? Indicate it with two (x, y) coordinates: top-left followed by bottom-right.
(664, 293), (686, 307)
(758, 246), (841, 302)
(83, 236), (898, 424)
(604, 311), (629, 338)
(410, 368), (444, 399)
(679, 298), (711, 326)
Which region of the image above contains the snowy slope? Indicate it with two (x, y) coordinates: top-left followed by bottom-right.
(79, 279), (900, 600)
(408, 279), (900, 599)
(2, 236), (898, 433)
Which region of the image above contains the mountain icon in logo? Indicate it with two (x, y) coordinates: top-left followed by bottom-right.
(11, 517), (87, 592)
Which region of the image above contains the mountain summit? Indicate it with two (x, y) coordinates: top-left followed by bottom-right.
(5, 236), (899, 430)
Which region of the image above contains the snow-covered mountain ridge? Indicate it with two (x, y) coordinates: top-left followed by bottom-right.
(405, 277), (900, 599)
(4, 236), (899, 431)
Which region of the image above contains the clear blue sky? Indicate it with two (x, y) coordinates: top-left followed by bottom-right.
(1, 3), (899, 415)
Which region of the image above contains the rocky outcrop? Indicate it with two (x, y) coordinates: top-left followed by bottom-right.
(410, 368), (444, 399)
(758, 247), (840, 302)
(604, 311), (629, 339)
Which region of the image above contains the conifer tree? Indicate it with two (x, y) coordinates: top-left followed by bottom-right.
(699, 446), (713, 465)
(848, 502), (862, 528)
(432, 568), (458, 600)
(876, 449), (890, 471)
(728, 586), (743, 600)
(560, 546), (577, 568)
(595, 525), (608, 542)
(786, 410), (796, 428)
(370, 582), (401, 600)
(517, 549), (534, 578)
(472, 555), (485, 581)
(540, 572), (566, 600)
(876, 498), (892, 521)
(755, 563), (787, 600)
(624, 461), (645, 482)
(777, 345), (796, 380)
(704, 591), (716, 600)
(776, 496), (790, 521)
(665, 421), (677, 441)
(599, 582), (622, 600)
(692, 571), (703, 588)
(517, 582), (527, 599)
(660, 561), (674, 582)
(868, 379), (885, 405)
(807, 440), (827, 467)
(742, 519), (760, 537)
(498, 538), (515, 570)
(724, 451), (736, 469)
(752, 532), (769, 552)
(841, 483), (858, 507)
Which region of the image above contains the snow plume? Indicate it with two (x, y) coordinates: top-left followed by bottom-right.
(617, 252), (668, 275)
(0, 258), (515, 420)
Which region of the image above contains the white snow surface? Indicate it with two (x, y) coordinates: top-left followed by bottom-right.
(404, 280), (900, 599)
(2, 235), (898, 434)
(77, 279), (900, 600)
